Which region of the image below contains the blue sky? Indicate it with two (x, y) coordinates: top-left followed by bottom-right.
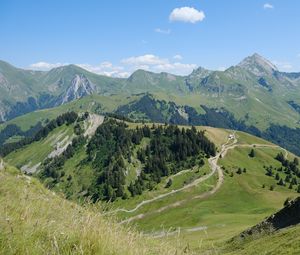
(1, 0), (300, 76)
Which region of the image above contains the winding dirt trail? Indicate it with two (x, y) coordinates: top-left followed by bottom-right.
(140, 142), (290, 235)
(117, 133), (288, 225)
(110, 135), (237, 216)
(119, 134), (238, 224)
(143, 225), (209, 238)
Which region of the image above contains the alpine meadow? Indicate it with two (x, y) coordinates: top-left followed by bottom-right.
(1, 1), (300, 254)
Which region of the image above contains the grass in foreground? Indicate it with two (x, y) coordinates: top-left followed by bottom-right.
(0, 165), (183, 255)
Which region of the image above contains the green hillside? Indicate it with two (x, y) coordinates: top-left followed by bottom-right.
(224, 224), (300, 255)
(2, 113), (300, 253)
(2, 91), (300, 156)
(0, 94), (138, 132)
(222, 196), (300, 255)
(0, 165), (178, 255)
(1, 159), (299, 255)
(110, 127), (299, 252)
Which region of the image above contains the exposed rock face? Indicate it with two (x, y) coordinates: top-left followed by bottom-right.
(56, 74), (95, 105)
(238, 53), (278, 76)
(188, 66), (212, 80)
(0, 73), (10, 91)
(262, 197), (300, 230)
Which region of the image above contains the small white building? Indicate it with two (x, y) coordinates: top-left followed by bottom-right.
(229, 134), (234, 139)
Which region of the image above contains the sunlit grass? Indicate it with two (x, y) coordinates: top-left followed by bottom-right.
(0, 166), (183, 255)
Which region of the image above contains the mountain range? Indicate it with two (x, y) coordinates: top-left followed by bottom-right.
(1, 53), (300, 254)
(1, 53), (300, 120)
(1, 54), (300, 155)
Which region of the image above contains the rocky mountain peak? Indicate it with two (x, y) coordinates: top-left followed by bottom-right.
(56, 74), (95, 105)
(238, 53), (278, 76)
(188, 66), (212, 79)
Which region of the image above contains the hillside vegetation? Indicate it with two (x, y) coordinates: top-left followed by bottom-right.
(224, 224), (300, 255)
(1, 112), (300, 254)
(223, 197), (300, 255)
(0, 165), (180, 255)
(1, 163), (299, 255)
(2, 113), (300, 253)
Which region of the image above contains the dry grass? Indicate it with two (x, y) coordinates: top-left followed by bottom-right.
(0, 165), (186, 255)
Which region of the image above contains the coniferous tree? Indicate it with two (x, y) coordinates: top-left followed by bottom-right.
(236, 168), (242, 174)
(165, 179), (173, 188)
(284, 197), (291, 207)
(249, 149), (255, 158)
(292, 177), (298, 185)
(293, 157), (299, 166)
(278, 178), (285, 186)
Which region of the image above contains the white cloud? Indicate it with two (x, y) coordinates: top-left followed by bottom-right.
(272, 61), (293, 71)
(122, 54), (169, 66)
(78, 62), (129, 78)
(173, 54), (183, 60)
(263, 3), (274, 9)
(169, 7), (205, 23)
(29, 62), (67, 70)
(153, 62), (197, 74)
(29, 54), (197, 78)
(29, 61), (130, 78)
(154, 28), (171, 34)
(122, 54), (197, 75)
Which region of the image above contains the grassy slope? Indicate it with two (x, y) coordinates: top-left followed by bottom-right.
(4, 123), (74, 169)
(222, 224), (300, 255)
(0, 94), (139, 131)
(2, 88), (300, 134)
(152, 92), (300, 130)
(112, 124), (299, 253)
(0, 165), (180, 255)
(2, 119), (299, 254)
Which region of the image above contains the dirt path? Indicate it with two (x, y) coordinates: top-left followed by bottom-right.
(112, 134), (238, 223)
(111, 136), (236, 215)
(139, 142), (290, 233)
(119, 134), (287, 224)
(143, 225), (209, 238)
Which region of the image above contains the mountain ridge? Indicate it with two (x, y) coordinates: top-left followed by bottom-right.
(2, 54), (300, 156)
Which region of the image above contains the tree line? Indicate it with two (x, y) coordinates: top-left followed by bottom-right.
(38, 135), (86, 188)
(264, 152), (300, 192)
(85, 120), (216, 201)
(0, 111), (79, 157)
(0, 122), (43, 146)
